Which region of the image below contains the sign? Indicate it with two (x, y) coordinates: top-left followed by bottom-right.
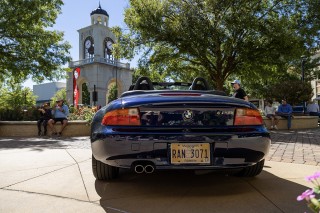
(171, 143), (210, 164)
(73, 67), (81, 107)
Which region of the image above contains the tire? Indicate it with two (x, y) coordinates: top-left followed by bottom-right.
(235, 159), (265, 177)
(92, 155), (119, 180)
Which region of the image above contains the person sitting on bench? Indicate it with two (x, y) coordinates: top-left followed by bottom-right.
(48, 99), (69, 137)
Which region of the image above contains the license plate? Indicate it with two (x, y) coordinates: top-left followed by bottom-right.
(171, 143), (210, 164)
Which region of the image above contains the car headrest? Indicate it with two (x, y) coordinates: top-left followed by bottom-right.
(137, 83), (151, 90)
(193, 84), (206, 90)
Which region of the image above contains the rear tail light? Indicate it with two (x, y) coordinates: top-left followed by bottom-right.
(102, 108), (141, 126)
(234, 108), (263, 126)
(160, 93), (201, 96)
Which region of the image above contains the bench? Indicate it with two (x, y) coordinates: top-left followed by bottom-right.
(0, 121), (90, 137)
(262, 116), (318, 130)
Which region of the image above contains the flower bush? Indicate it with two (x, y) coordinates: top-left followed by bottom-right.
(297, 171), (320, 212)
(68, 106), (97, 125)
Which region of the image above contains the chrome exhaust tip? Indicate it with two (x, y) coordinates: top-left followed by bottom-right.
(144, 165), (155, 174)
(134, 165), (145, 174)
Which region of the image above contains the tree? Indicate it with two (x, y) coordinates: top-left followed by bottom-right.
(0, 0), (71, 85)
(0, 85), (36, 109)
(0, 85), (37, 121)
(108, 85), (118, 103)
(124, 0), (320, 90)
(51, 88), (68, 106)
(82, 83), (90, 105)
(263, 80), (313, 106)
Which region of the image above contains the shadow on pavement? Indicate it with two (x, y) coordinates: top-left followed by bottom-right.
(270, 129), (320, 145)
(0, 137), (90, 151)
(95, 169), (309, 213)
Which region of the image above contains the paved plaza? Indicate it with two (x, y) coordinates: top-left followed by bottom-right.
(0, 129), (319, 212)
(267, 129), (320, 165)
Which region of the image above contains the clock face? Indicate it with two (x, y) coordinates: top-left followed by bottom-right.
(85, 40), (91, 48)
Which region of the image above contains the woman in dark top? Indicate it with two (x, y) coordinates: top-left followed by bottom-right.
(37, 102), (52, 136)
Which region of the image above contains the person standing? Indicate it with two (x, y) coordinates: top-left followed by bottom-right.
(231, 80), (248, 101)
(264, 100), (279, 130)
(37, 102), (52, 136)
(48, 99), (69, 137)
(276, 99), (293, 130)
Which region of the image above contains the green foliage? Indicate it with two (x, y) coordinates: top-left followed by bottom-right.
(0, 84), (39, 121)
(0, 106), (40, 121)
(50, 88), (68, 106)
(108, 85), (118, 103)
(0, 0), (71, 85)
(124, 0), (320, 90)
(0, 85), (36, 109)
(68, 107), (95, 125)
(263, 80), (313, 106)
(82, 83), (90, 105)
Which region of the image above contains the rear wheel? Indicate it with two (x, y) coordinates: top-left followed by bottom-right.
(235, 159), (265, 177)
(92, 155), (119, 180)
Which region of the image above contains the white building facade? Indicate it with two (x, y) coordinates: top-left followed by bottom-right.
(67, 3), (132, 107)
(33, 82), (66, 105)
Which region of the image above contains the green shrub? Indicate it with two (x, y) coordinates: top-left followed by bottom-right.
(68, 107), (95, 125)
(0, 106), (40, 121)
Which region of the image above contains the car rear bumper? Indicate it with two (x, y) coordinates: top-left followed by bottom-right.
(91, 132), (271, 170)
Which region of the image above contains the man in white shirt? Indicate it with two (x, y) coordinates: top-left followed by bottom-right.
(307, 100), (319, 116)
(264, 100), (279, 130)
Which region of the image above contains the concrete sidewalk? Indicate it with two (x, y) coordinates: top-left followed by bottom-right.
(0, 130), (319, 213)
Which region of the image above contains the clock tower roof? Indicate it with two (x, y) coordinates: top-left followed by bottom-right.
(90, 2), (109, 17)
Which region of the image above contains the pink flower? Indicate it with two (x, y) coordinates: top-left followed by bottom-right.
(305, 172), (320, 182)
(297, 189), (315, 201)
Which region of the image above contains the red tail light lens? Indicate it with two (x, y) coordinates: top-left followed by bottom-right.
(160, 93), (201, 96)
(234, 108), (263, 126)
(102, 108), (141, 126)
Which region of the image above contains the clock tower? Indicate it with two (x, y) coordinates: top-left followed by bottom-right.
(67, 3), (132, 107)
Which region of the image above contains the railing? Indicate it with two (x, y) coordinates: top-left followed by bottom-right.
(69, 57), (130, 69)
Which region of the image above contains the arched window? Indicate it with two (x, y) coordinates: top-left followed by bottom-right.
(104, 37), (114, 60)
(82, 83), (90, 105)
(84, 36), (94, 59)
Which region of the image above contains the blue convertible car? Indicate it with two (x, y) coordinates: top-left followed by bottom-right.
(91, 77), (270, 180)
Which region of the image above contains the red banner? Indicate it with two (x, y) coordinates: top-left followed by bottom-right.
(73, 67), (81, 107)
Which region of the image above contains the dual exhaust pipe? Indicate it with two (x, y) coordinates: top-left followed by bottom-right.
(134, 164), (155, 174)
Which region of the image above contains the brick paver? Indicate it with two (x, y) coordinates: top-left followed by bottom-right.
(268, 129), (320, 166)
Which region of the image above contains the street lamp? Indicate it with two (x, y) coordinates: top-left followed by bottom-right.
(301, 55), (307, 82)
(301, 55), (307, 113)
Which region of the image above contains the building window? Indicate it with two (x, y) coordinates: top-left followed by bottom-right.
(82, 83), (90, 105)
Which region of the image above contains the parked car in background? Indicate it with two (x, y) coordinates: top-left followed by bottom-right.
(249, 99), (264, 114)
(91, 77), (271, 181)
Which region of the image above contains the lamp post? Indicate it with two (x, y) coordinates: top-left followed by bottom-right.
(116, 59), (118, 98)
(301, 55), (307, 82)
(301, 55), (307, 113)
(22, 90), (28, 120)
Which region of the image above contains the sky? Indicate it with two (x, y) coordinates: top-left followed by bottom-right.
(23, 0), (135, 89)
